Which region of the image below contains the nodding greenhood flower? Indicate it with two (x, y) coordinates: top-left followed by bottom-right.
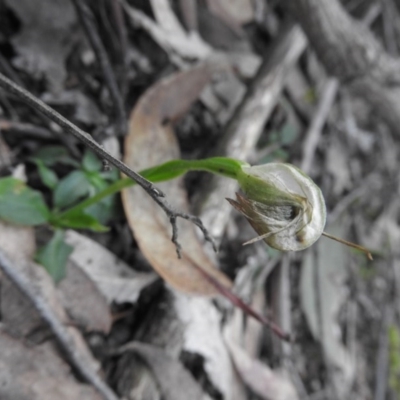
(227, 163), (327, 252)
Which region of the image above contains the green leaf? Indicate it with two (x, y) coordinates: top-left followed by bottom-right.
(0, 177), (50, 225)
(33, 145), (79, 167)
(36, 230), (72, 282)
(55, 210), (109, 232)
(86, 196), (116, 225)
(82, 150), (102, 172)
(86, 171), (108, 191)
(53, 170), (90, 209)
(32, 158), (59, 189)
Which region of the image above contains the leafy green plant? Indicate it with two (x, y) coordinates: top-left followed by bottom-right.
(0, 152), (371, 282)
(0, 147), (118, 280)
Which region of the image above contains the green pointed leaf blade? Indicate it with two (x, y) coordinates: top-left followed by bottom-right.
(56, 210), (109, 232)
(33, 145), (79, 167)
(53, 170), (90, 209)
(0, 177), (50, 225)
(36, 230), (72, 282)
(32, 158), (59, 189)
(86, 196), (116, 225)
(82, 150), (102, 172)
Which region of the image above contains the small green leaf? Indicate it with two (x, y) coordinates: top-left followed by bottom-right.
(32, 158), (59, 189)
(53, 170), (90, 209)
(33, 145), (79, 167)
(86, 196), (116, 225)
(0, 177), (50, 225)
(86, 171), (107, 191)
(55, 210), (109, 232)
(36, 230), (73, 282)
(82, 150), (102, 172)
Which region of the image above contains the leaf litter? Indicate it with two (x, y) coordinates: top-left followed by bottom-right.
(1, 1), (400, 399)
(0, 221), (104, 399)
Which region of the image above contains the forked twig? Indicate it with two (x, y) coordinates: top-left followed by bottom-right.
(0, 248), (120, 400)
(0, 72), (215, 257)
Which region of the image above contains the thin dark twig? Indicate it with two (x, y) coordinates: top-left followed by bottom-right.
(71, 0), (126, 135)
(0, 248), (120, 400)
(111, 0), (128, 70)
(0, 119), (54, 140)
(0, 71), (215, 257)
(110, 0), (128, 97)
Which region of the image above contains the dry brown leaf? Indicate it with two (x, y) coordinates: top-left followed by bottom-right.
(122, 65), (232, 295)
(0, 329), (102, 400)
(64, 229), (158, 304)
(58, 261), (112, 334)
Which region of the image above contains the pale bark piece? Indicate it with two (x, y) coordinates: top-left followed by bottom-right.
(173, 292), (245, 400)
(300, 221), (355, 397)
(122, 0), (211, 61)
(119, 342), (211, 400)
(64, 229), (158, 304)
(122, 65), (232, 295)
(0, 330), (102, 400)
(224, 309), (298, 400)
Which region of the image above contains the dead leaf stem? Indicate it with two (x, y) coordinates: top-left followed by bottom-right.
(192, 257), (291, 341)
(0, 248), (120, 400)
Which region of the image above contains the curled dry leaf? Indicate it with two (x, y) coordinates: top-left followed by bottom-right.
(64, 230), (158, 304)
(300, 221), (355, 395)
(58, 261), (112, 334)
(122, 64), (232, 295)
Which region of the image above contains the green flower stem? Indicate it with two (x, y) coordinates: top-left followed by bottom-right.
(56, 157), (246, 222)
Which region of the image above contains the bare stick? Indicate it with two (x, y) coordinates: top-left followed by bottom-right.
(301, 78), (339, 174)
(71, 0), (126, 135)
(322, 231), (373, 260)
(0, 248), (120, 400)
(0, 71), (215, 257)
